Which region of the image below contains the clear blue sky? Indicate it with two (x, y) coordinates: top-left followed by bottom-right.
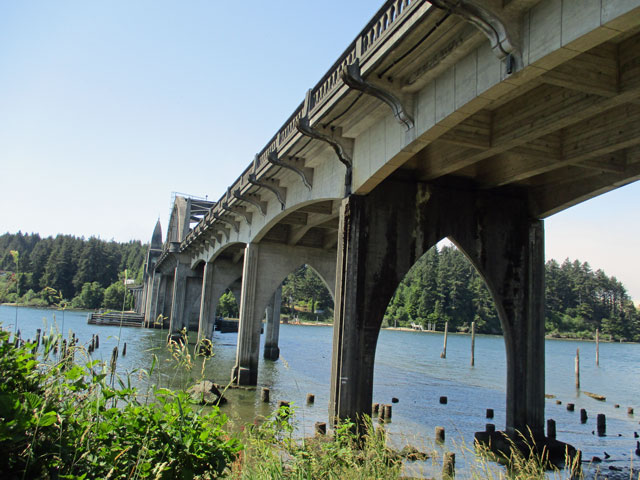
(1, 1), (638, 300)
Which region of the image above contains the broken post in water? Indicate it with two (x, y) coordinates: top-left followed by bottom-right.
(575, 348), (580, 390)
(470, 321), (476, 366)
(596, 328), (600, 366)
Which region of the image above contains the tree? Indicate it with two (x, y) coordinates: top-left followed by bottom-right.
(72, 282), (105, 309)
(216, 291), (239, 318)
(103, 281), (133, 310)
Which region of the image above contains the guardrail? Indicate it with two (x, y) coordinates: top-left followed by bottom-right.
(179, 0), (424, 253)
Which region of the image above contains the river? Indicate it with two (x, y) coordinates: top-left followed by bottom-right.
(2, 305), (638, 477)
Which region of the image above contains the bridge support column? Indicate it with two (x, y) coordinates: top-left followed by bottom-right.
(169, 261), (190, 333)
(329, 179), (546, 440)
(232, 243), (261, 385)
(329, 194), (380, 429)
(197, 258), (243, 342)
(263, 286), (282, 361)
(144, 272), (160, 326)
(155, 274), (171, 328)
(197, 262), (215, 344)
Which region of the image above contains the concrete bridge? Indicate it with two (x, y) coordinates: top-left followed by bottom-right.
(140, 0), (640, 445)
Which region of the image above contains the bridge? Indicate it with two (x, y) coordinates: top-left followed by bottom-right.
(139, 0), (640, 447)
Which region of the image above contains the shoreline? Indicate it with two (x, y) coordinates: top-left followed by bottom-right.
(4, 304), (635, 344)
(283, 321), (634, 343)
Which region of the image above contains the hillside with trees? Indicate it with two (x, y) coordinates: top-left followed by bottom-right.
(384, 245), (640, 341)
(2, 231), (638, 341)
(0, 232), (146, 310)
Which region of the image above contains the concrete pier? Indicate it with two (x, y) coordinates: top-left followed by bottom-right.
(329, 179), (545, 438)
(264, 286), (282, 361)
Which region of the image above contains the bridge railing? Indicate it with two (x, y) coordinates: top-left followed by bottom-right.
(179, 0), (424, 253)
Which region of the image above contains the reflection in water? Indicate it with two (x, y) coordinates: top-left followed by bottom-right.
(2, 305), (639, 474)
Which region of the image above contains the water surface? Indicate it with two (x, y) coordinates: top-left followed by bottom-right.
(2, 306), (638, 477)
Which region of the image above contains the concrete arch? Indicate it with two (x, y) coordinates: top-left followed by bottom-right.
(251, 197), (341, 243)
(232, 241), (337, 385)
(189, 193), (340, 269)
(196, 257), (244, 342)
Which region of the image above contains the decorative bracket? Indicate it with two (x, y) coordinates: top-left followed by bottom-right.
(248, 175), (287, 210)
(233, 189), (268, 216)
(213, 213), (239, 233)
(296, 94), (353, 195)
(342, 60), (414, 130)
(267, 151), (314, 190)
(430, 0), (521, 69)
(214, 226), (230, 242)
(222, 202), (253, 225)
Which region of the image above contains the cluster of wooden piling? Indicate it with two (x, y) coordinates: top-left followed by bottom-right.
(88, 334), (100, 353)
(259, 388), (325, 433)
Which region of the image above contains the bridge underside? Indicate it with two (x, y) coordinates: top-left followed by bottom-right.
(141, 0), (640, 450)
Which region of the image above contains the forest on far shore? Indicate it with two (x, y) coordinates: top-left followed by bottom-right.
(1, 231), (639, 342)
(0, 232), (145, 310)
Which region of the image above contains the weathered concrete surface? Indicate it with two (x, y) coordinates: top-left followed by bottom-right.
(232, 242), (336, 385)
(330, 178), (545, 438)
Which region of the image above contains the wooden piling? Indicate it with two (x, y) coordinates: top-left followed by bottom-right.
(122, 343), (127, 356)
(567, 403), (575, 411)
(110, 346), (118, 370)
(580, 409), (588, 424)
(486, 408), (494, 419)
(315, 422), (326, 435)
(442, 452), (455, 479)
(435, 426), (445, 443)
(597, 414), (606, 436)
(306, 393), (315, 404)
(595, 328), (599, 366)
(95, 335), (99, 348)
(35, 329), (41, 349)
(470, 321), (476, 366)
(383, 404), (392, 419)
(628, 407), (634, 415)
(547, 419), (556, 439)
(373, 403), (380, 415)
(441, 322), (448, 359)
(261, 387), (270, 403)
(575, 348), (580, 390)
(486, 423), (495, 433)
(440, 396), (448, 404)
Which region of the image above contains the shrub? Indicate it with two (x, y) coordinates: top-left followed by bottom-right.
(0, 324), (242, 479)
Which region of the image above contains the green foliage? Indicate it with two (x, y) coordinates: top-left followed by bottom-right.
(0, 324), (242, 478)
(71, 281), (105, 309)
(384, 246), (640, 341)
(0, 232), (147, 307)
(103, 280), (134, 310)
(217, 290), (239, 318)
(234, 408), (402, 479)
(282, 265), (333, 320)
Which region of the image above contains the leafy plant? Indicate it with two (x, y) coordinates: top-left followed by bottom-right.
(0, 324), (242, 479)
